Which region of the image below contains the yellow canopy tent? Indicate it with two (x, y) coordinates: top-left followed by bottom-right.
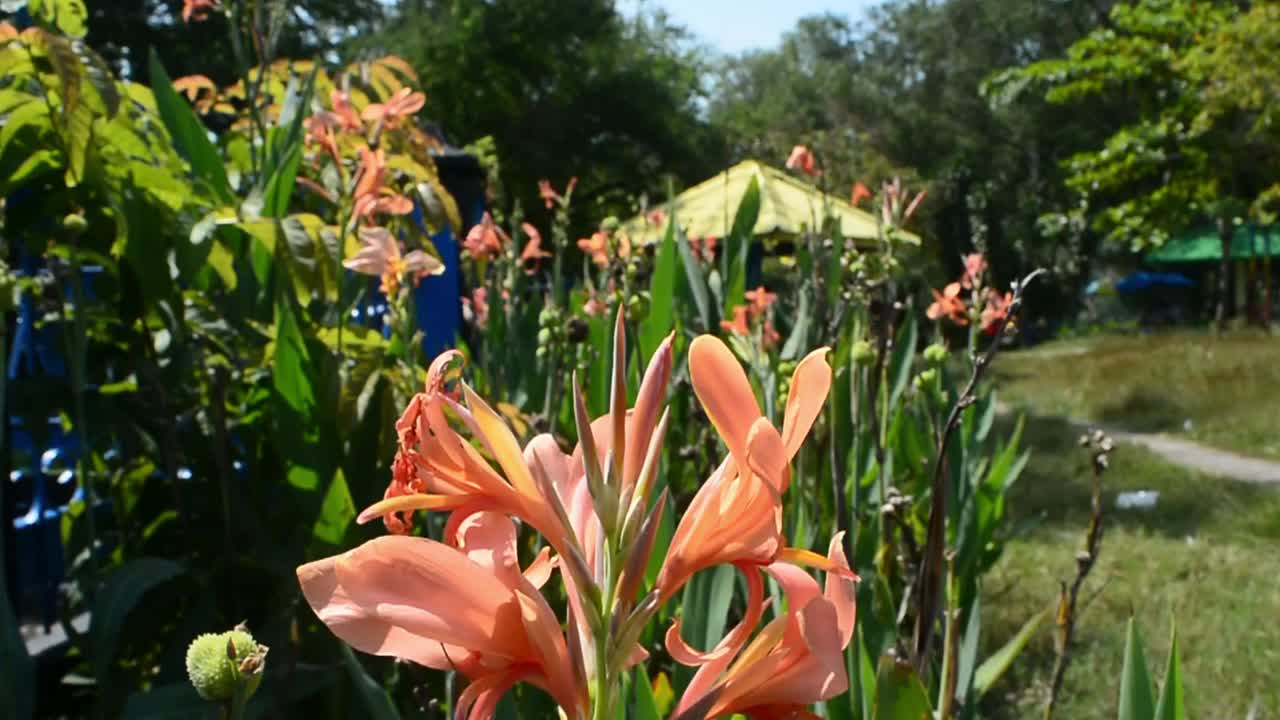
(619, 159), (920, 246)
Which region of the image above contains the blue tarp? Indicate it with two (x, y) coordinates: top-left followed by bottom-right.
(1115, 271), (1195, 293)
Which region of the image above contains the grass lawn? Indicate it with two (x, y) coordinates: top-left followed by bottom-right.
(993, 330), (1280, 459)
(980, 414), (1280, 719)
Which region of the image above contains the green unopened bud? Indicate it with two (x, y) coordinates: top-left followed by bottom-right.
(62, 213), (88, 235)
(851, 340), (875, 366)
(600, 216), (621, 233)
(913, 367), (938, 391)
(186, 626), (267, 703)
(922, 343), (949, 366)
(537, 328), (553, 346)
(538, 306), (561, 327)
(777, 360), (797, 377)
(626, 294), (647, 322)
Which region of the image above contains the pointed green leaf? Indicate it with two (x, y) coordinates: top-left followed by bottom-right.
(148, 49), (233, 204)
(272, 296), (315, 416)
(974, 606), (1049, 698)
(90, 558), (185, 686)
(721, 175), (760, 315)
(1119, 617), (1157, 720)
(312, 469), (356, 547)
(639, 216), (677, 360)
(873, 654), (933, 720)
(340, 644), (402, 720)
(887, 315), (918, 408)
(674, 225), (712, 331)
(1154, 626), (1184, 720)
(632, 669), (661, 720)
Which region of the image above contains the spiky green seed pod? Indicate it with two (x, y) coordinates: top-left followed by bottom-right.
(186, 627), (266, 702)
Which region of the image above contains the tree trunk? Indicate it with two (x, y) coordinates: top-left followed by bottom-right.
(1215, 218), (1234, 333)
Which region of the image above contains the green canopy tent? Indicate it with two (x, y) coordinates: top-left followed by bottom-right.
(1147, 223), (1278, 324)
(1146, 223), (1280, 263)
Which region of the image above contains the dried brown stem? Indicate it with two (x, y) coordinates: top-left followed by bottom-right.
(1044, 433), (1111, 720)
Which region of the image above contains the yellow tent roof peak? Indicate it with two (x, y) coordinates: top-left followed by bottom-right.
(620, 159), (921, 246)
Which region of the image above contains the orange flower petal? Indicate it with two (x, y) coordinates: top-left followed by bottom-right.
(689, 335), (761, 463)
(780, 347), (832, 463)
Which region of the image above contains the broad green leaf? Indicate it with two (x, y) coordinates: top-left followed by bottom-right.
(702, 564), (736, 651)
(29, 0), (88, 38)
(1154, 626), (1184, 720)
(0, 99), (53, 159)
(639, 217), (677, 360)
(1119, 617), (1157, 720)
(973, 606), (1049, 697)
(954, 593), (982, 706)
(674, 225), (712, 331)
(272, 296), (315, 416)
(873, 654), (933, 720)
(887, 315), (918, 408)
(90, 558), (185, 686)
(340, 644), (402, 720)
(262, 143), (302, 218)
(721, 175), (760, 315)
(206, 240), (237, 290)
(312, 469), (356, 546)
(148, 49), (233, 204)
(780, 289), (811, 361)
(632, 669), (661, 720)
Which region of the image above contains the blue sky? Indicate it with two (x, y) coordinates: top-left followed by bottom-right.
(622, 0), (877, 54)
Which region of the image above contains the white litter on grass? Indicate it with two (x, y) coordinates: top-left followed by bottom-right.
(1115, 490), (1160, 510)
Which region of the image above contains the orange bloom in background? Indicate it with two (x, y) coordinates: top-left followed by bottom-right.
(981, 289), (1013, 335)
(689, 235), (717, 264)
(850, 181), (872, 207)
(464, 212), (508, 261)
(182, 0), (219, 23)
(303, 115), (341, 166)
(785, 145), (818, 177)
(673, 535), (858, 719)
(361, 87), (425, 128)
(462, 287), (490, 328)
(961, 252), (987, 289)
(744, 286), (777, 320)
(577, 230), (615, 267)
(927, 282), (968, 326)
(719, 306), (750, 336)
(647, 208), (666, 227)
(538, 180), (561, 209)
(172, 75), (216, 113)
(343, 226), (443, 296)
(763, 322), (781, 350)
(329, 90), (363, 132)
(582, 291), (606, 317)
(519, 223), (551, 274)
(655, 336), (834, 602)
(351, 146), (414, 221)
(297, 512), (585, 718)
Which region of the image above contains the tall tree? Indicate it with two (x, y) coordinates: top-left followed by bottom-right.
(990, 0), (1280, 329)
(363, 0), (726, 223)
(707, 0), (1119, 323)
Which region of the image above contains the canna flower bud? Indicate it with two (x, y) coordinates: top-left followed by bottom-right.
(185, 625), (267, 702)
(922, 342), (949, 366)
(851, 340), (875, 366)
(62, 212), (89, 235)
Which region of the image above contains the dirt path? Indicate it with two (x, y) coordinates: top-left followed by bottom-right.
(1100, 427), (1280, 485)
(1000, 404), (1280, 485)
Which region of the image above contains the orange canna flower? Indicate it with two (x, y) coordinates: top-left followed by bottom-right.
(519, 222), (551, 274)
(464, 212), (508, 261)
(343, 226), (443, 296)
(672, 535), (858, 720)
(352, 146), (414, 221)
(926, 282), (968, 326)
(329, 90), (363, 132)
(182, 0), (219, 23)
(360, 87), (425, 128)
(961, 253), (987, 289)
(689, 235), (717, 264)
(647, 208), (667, 227)
(538, 180), (561, 210)
(655, 336), (833, 602)
(582, 291), (606, 318)
(297, 511), (586, 718)
(785, 145), (818, 177)
(577, 231), (611, 267)
(744, 286), (777, 320)
(980, 288), (1013, 335)
(762, 322), (781, 350)
(850, 181), (872, 207)
(719, 306), (750, 336)
(303, 115), (342, 166)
